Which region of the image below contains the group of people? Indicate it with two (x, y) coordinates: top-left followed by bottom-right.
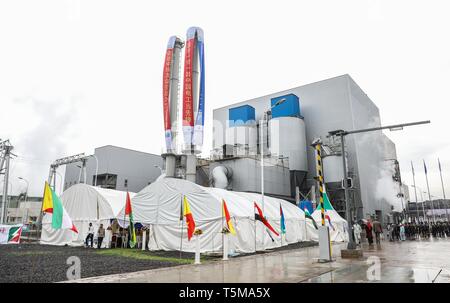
(84, 220), (149, 249)
(352, 217), (450, 246)
(387, 221), (450, 241)
(85, 222), (106, 249)
(353, 218), (383, 246)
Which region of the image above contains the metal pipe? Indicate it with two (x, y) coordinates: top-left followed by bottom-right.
(342, 120), (430, 136)
(340, 133), (356, 249)
(90, 155), (99, 187)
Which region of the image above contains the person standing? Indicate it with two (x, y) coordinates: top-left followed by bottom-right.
(399, 223), (406, 241)
(373, 218), (383, 245)
(85, 222), (94, 247)
(353, 221), (362, 246)
(97, 224), (105, 249)
(365, 219), (374, 245)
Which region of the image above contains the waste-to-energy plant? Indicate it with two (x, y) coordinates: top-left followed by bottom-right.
(159, 27), (401, 224)
(35, 26), (408, 254)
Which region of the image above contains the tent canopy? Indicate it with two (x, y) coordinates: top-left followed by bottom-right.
(51, 183), (136, 222)
(118, 178), (314, 253)
(41, 184), (136, 247)
(119, 177), (306, 225)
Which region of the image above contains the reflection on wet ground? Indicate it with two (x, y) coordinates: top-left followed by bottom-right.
(70, 238), (450, 283)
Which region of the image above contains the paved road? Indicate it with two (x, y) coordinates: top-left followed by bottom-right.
(69, 238), (450, 283)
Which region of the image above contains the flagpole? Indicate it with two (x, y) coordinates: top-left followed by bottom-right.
(411, 162), (424, 223)
(254, 203), (257, 253)
(438, 158), (449, 222)
(179, 196), (184, 259)
(424, 160), (436, 223)
(280, 204), (283, 247)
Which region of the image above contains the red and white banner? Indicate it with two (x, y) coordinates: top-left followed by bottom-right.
(182, 37), (195, 147)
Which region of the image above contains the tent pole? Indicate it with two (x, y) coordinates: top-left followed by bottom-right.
(179, 196), (184, 259)
(221, 200), (225, 257)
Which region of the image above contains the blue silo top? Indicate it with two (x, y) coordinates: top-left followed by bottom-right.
(229, 105), (256, 127)
(270, 94), (302, 118)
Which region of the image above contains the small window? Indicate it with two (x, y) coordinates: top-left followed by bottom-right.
(124, 179), (128, 188)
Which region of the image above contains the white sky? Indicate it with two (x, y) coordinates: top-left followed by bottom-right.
(1, 0), (449, 199)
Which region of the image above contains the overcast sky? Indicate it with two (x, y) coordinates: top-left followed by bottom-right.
(1, 0), (449, 199)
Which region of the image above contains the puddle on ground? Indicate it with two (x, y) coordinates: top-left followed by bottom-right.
(303, 265), (449, 283)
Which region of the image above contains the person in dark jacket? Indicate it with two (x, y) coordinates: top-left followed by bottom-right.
(97, 224), (105, 249)
(373, 219), (383, 245)
(365, 220), (374, 245)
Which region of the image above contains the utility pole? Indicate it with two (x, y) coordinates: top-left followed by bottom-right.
(328, 120), (430, 251)
(1, 140), (14, 224)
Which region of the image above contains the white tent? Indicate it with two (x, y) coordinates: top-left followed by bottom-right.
(117, 177), (318, 253)
(40, 184), (136, 247)
(310, 192), (349, 242)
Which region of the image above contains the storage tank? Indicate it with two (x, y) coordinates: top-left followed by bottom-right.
(323, 153), (348, 183)
(225, 105), (257, 156)
(268, 94), (307, 171)
(268, 94), (308, 197)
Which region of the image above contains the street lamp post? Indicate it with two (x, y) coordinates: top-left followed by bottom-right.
(55, 171), (64, 195)
(18, 177), (29, 203)
(411, 185), (427, 223)
(259, 98), (285, 250)
(329, 120), (430, 250)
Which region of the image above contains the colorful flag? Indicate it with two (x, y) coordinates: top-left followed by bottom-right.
(222, 199), (236, 235)
(125, 192), (136, 248)
(42, 181), (54, 213)
(280, 204), (286, 235)
(254, 202), (279, 236)
(303, 207), (318, 230)
(325, 214), (335, 231)
(183, 196), (196, 241)
(0, 224), (23, 244)
(42, 182), (78, 233)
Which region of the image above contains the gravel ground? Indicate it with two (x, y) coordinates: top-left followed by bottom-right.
(0, 241), (317, 283)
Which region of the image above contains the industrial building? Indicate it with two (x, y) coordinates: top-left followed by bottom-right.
(64, 145), (163, 193)
(209, 74), (400, 223)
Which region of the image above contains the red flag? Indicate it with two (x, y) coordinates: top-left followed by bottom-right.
(222, 199), (236, 235)
(183, 196), (196, 241)
(254, 202), (279, 237)
(125, 192), (132, 215)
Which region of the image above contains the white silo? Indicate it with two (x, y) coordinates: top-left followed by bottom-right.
(268, 94), (308, 197)
(225, 105), (257, 156)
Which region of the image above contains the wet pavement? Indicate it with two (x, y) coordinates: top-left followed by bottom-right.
(68, 238), (450, 283)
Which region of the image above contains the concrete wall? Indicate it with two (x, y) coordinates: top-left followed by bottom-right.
(64, 145), (163, 193)
(212, 74), (398, 220)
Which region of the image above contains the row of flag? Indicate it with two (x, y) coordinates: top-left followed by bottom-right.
(42, 180), (333, 246)
(180, 195), (332, 242)
(42, 182), (138, 248)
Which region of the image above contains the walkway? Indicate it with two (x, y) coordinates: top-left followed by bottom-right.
(69, 238), (450, 283)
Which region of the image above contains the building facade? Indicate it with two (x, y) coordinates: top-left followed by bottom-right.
(211, 74), (400, 223)
(64, 145), (163, 193)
